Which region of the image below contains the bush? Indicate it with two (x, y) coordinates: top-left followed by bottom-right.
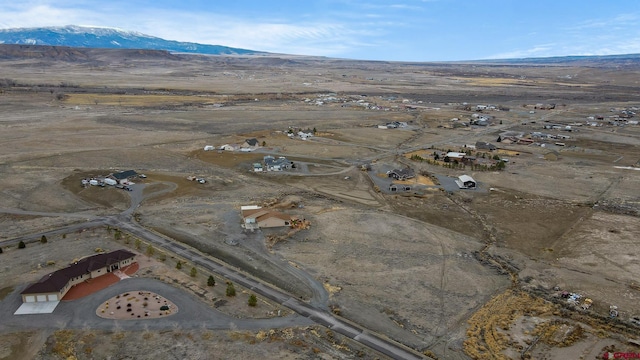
(0, 247), (4, 254)
(207, 275), (216, 287)
(176, 261), (182, 270)
(134, 238), (141, 250)
(146, 244), (154, 257)
(18, 241), (26, 249)
(226, 283), (236, 297)
(248, 294), (257, 307)
(40, 235), (47, 243)
(190, 267), (197, 277)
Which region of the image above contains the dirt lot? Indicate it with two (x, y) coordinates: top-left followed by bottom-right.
(1, 47), (640, 359)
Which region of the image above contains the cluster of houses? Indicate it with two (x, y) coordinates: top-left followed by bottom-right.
(253, 155), (293, 172)
(81, 170), (140, 189)
(204, 138), (261, 152)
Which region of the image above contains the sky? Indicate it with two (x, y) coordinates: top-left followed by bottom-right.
(1, 0), (639, 61)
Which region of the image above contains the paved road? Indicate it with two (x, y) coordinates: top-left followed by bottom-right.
(0, 184), (428, 359)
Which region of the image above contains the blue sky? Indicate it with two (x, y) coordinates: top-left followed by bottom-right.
(1, 1), (639, 61)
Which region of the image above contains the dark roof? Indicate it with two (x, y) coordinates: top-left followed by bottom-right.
(475, 141), (496, 150)
(388, 168), (415, 179)
(21, 250), (135, 295)
(245, 138), (259, 146)
(112, 170), (138, 180)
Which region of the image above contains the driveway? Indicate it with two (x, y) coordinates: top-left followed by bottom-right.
(0, 278), (312, 332)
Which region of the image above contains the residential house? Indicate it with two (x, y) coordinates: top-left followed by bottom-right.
(21, 249), (136, 303)
(264, 155), (292, 171)
(475, 141), (497, 151)
(241, 205), (293, 229)
(387, 168), (415, 181)
(109, 170), (138, 185)
(444, 152), (466, 163)
(253, 163), (263, 172)
(241, 138), (260, 149)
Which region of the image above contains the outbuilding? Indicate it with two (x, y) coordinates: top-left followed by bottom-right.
(455, 175), (477, 189)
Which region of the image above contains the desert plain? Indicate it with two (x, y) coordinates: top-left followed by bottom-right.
(0, 45), (639, 359)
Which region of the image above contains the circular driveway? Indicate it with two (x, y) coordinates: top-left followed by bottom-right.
(0, 277), (312, 332)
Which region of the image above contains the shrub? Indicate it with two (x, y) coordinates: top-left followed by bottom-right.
(18, 241), (26, 249)
(40, 235), (47, 243)
(248, 294), (257, 307)
(190, 267), (197, 277)
(207, 275), (215, 287)
(176, 261), (182, 270)
(134, 238), (141, 250)
(146, 244), (154, 257)
(0, 247), (3, 254)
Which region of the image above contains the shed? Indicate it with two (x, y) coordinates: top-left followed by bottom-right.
(455, 175), (477, 189)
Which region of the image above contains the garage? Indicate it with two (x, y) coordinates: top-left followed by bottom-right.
(47, 294), (58, 301)
(24, 295), (35, 303)
(36, 295), (47, 302)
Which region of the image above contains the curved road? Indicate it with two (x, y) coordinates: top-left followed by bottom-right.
(0, 183), (427, 359)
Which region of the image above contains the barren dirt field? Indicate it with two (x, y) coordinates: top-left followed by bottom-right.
(1, 46), (640, 359)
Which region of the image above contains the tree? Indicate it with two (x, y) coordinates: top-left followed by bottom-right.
(261, 140), (266, 147)
(226, 282), (236, 297)
(18, 241), (26, 249)
(207, 275), (216, 287)
(158, 252), (167, 261)
(248, 294), (257, 307)
(176, 261), (182, 270)
(0, 246), (3, 254)
(492, 154), (501, 161)
(146, 244), (154, 257)
(134, 238), (141, 250)
(313, 127), (317, 134)
(113, 229), (122, 240)
(40, 235), (47, 244)
(190, 267), (197, 277)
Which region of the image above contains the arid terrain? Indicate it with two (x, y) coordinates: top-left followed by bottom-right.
(1, 45), (639, 359)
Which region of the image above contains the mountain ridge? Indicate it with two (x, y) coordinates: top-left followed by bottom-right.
(0, 25), (262, 56)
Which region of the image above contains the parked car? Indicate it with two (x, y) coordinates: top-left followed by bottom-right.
(123, 186), (133, 191)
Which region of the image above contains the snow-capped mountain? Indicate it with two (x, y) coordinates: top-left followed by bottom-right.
(0, 25), (261, 55)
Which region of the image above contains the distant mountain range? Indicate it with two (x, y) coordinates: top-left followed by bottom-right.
(0, 25), (262, 55)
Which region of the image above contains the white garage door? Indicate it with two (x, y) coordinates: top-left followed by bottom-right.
(36, 295), (47, 302)
(47, 294), (58, 301)
(25, 296), (35, 303)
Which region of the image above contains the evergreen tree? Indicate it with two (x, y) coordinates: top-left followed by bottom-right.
(40, 235), (47, 243)
(18, 241), (26, 249)
(207, 275), (216, 287)
(226, 282), (236, 297)
(190, 267), (197, 277)
(248, 294), (257, 307)
(176, 261), (182, 270)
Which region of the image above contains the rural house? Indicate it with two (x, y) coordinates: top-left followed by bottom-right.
(264, 155), (292, 171)
(240, 205), (293, 229)
(475, 141), (497, 151)
(241, 138), (260, 149)
(21, 249), (136, 303)
(387, 168), (415, 181)
(109, 170), (138, 184)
